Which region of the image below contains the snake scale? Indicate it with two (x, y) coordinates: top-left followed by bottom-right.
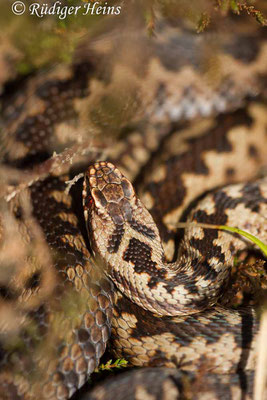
(0, 7), (267, 400)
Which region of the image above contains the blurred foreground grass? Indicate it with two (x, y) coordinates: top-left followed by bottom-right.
(0, 0), (266, 80)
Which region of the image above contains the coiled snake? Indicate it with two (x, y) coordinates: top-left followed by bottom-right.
(0, 10), (266, 400)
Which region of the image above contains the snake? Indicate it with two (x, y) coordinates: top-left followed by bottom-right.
(0, 8), (267, 400)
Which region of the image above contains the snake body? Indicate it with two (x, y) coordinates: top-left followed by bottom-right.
(83, 161), (265, 373)
(0, 10), (266, 400)
(84, 162), (266, 317)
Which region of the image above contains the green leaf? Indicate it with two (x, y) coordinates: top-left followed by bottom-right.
(95, 358), (128, 372)
(218, 225), (267, 257)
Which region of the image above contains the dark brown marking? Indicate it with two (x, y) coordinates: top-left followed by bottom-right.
(129, 219), (156, 239)
(123, 238), (157, 274)
(241, 182), (266, 213)
(107, 226), (125, 254)
(93, 188), (108, 207)
(189, 205), (228, 266)
(123, 238), (166, 289)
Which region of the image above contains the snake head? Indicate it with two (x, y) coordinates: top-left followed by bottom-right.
(84, 161), (135, 218)
(83, 161), (137, 255)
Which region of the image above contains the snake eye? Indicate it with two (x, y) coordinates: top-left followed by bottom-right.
(84, 192), (94, 212)
(88, 196), (94, 206)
